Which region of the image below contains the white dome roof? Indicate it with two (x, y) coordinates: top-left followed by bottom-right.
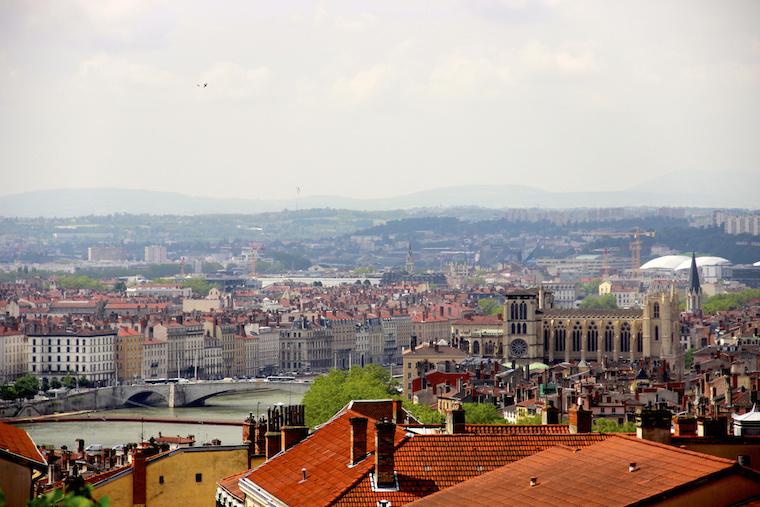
(754, 261), (760, 267)
(674, 256), (731, 271)
(640, 255), (690, 270)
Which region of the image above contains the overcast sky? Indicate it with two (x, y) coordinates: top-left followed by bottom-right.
(1, 0), (759, 200)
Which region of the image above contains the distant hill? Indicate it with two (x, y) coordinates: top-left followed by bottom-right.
(0, 175), (757, 217)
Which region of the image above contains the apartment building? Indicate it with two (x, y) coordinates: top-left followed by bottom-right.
(27, 330), (116, 385)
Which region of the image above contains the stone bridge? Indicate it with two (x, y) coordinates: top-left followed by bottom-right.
(3, 381), (311, 417)
(115, 381), (311, 408)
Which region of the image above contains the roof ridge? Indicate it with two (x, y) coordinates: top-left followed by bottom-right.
(612, 434), (737, 464)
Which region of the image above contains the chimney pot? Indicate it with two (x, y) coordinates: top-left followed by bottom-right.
(629, 462), (637, 472)
(301, 468), (307, 481)
(530, 477), (538, 487)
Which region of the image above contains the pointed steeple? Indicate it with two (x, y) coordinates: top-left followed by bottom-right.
(688, 252), (701, 295)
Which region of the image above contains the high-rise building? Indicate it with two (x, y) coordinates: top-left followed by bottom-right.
(144, 245), (168, 264)
(87, 246), (125, 262)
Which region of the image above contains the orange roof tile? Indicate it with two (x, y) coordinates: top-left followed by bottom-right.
(333, 432), (609, 506)
(0, 421), (46, 469)
(407, 435), (741, 507)
(242, 407), (407, 507)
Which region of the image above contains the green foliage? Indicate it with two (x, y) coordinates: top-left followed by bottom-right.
(180, 278), (212, 297)
(579, 293), (618, 310)
(77, 377), (93, 388)
(50, 379), (62, 390)
(61, 375), (77, 389)
(404, 403), (444, 424)
(302, 365), (398, 427)
(703, 288), (760, 314)
(577, 279), (601, 297)
(27, 484), (109, 507)
(515, 414), (542, 425)
(14, 375), (40, 399)
(268, 251), (311, 271)
(56, 275), (104, 291)
(0, 385), (17, 400)
(478, 298), (502, 316)
(461, 403), (504, 424)
(41, 378), (50, 392)
(685, 348), (695, 370)
(592, 418), (636, 433)
(112, 281), (127, 293)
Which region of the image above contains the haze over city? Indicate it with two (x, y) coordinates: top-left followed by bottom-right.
(2, 0), (759, 202)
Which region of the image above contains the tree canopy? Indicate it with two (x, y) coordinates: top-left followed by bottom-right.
(461, 403), (504, 424)
(477, 298), (503, 316)
(579, 293), (618, 310)
(703, 288), (760, 314)
(302, 365), (398, 427)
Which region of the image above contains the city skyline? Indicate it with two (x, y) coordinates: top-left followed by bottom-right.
(2, 0), (759, 201)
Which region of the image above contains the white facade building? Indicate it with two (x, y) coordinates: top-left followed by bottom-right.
(144, 245), (168, 264)
(27, 331), (116, 384)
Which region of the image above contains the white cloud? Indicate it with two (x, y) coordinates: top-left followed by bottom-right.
(520, 43), (597, 75)
(78, 54), (176, 88)
(332, 64), (393, 106)
(425, 52), (511, 98)
(198, 62), (272, 100)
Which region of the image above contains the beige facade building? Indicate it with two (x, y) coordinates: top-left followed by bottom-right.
(0, 330), (27, 383)
(142, 338), (168, 379)
(115, 327), (144, 383)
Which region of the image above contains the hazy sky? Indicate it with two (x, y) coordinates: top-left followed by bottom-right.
(1, 1), (759, 200)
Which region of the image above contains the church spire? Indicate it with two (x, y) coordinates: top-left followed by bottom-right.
(688, 251), (701, 295)
(687, 251), (702, 316)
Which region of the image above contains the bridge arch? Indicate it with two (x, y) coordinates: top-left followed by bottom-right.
(124, 390), (169, 408)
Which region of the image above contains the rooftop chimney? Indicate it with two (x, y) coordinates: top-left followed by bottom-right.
(542, 400), (560, 425)
(265, 407), (282, 459)
(636, 403), (672, 445)
(281, 405), (309, 452)
(446, 406), (466, 435)
(568, 404), (592, 434)
(349, 417), (368, 466)
(132, 448), (147, 506)
(374, 419), (397, 489)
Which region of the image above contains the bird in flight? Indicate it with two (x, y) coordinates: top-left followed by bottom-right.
(197, 82), (208, 88)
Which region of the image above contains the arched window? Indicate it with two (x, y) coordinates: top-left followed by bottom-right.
(510, 303), (516, 320)
(654, 325), (659, 341)
(636, 331), (643, 353)
(522, 323), (527, 334)
(572, 323), (582, 351)
(473, 341), (480, 355)
(544, 325), (550, 352)
(621, 323), (631, 352)
(604, 323), (614, 352)
(653, 302), (660, 319)
(520, 302), (527, 320)
(511, 323), (516, 334)
(587, 322), (598, 352)
(555, 323), (566, 352)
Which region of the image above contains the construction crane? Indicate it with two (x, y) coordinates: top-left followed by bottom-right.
(578, 229), (656, 272)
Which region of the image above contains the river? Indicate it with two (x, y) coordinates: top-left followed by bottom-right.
(18, 389), (302, 449)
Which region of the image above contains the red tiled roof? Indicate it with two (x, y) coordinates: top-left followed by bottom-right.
(218, 470), (248, 501)
(242, 407), (407, 507)
(0, 421), (46, 468)
(407, 435), (740, 507)
(333, 432), (610, 506)
(462, 424), (570, 435)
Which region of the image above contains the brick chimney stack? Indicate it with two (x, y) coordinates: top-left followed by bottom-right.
(374, 419), (396, 489)
(568, 404), (592, 433)
(349, 417), (368, 466)
(281, 405), (309, 451)
(542, 400), (560, 425)
(446, 406), (466, 435)
(265, 407), (283, 459)
(636, 403), (672, 444)
(132, 447), (147, 507)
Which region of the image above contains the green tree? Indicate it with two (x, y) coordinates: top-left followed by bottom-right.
(61, 375), (77, 389)
(40, 378), (50, 392)
(113, 281), (127, 293)
(14, 375), (40, 399)
(404, 403), (444, 424)
(592, 418), (636, 433)
(302, 365), (398, 427)
(0, 385), (17, 400)
(515, 414), (542, 425)
(180, 278), (212, 297)
(461, 403), (504, 424)
(579, 294), (618, 310)
(703, 288), (760, 314)
(27, 483), (109, 507)
(478, 298), (502, 316)
(685, 349), (695, 370)
(56, 275), (104, 291)
(78, 377), (92, 388)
